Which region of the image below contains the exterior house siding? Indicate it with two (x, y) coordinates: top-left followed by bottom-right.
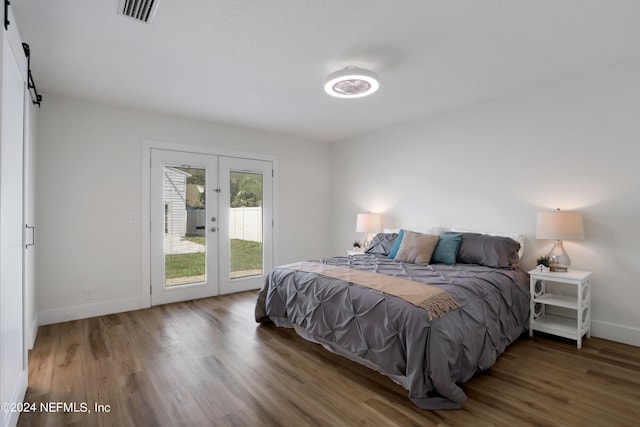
(163, 167), (190, 237)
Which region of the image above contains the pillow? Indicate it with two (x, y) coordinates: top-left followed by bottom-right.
(403, 225), (448, 236)
(430, 232), (463, 265)
(456, 233), (521, 268)
(394, 231), (440, 264)
(507, 233), (525, 259)
(451, 227), (525, 259)
(365, 233), (398, 255)
(387, 229), (405, 259)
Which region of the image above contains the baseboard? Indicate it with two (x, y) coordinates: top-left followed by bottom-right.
(591, 319), (640, 347)
(28, 313), (39, 350)
(38, 296), (149, 326)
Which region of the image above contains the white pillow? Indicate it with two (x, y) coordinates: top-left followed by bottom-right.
(507, 233), (526, 259)
(391, 226), (448, 236)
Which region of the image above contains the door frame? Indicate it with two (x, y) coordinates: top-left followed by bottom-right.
(141, 140), (279, 307)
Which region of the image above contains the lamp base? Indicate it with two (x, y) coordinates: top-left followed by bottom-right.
(547, 240), (571, 272)
(362, 233), (374, 251)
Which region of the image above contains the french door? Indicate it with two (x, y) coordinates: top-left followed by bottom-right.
(151, 150), (218, 305)
(150, 148), (272, 305)
(218, 156), (273, 294)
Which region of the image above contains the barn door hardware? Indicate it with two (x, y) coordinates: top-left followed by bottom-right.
(4, 0), (9, 30)
(22, 43), (43, 107)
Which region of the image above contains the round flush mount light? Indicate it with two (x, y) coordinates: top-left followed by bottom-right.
(324, 66), (379, 98)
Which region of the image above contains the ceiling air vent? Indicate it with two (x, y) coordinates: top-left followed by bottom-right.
(118, 0), (159, 24)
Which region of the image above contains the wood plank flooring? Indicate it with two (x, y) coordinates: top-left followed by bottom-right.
(19, 291), (640, 426)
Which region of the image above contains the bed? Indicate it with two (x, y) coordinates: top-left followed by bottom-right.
(255, 231), (530, 409)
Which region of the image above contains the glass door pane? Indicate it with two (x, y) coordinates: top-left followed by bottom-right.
(218, 157), (273, 295)
(229, 171), (263, 279)
(164, 166), (207, 286)
(150, 149), (218, 306)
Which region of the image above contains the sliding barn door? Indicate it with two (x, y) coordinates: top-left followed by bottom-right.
(0, 34), (27, 427)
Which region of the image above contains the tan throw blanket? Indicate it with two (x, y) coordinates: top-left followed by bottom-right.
(281, 262), (459, 320)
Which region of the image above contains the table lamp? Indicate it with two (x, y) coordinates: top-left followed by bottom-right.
(355, 213), (381, 250)
(536, 209), (585, 272)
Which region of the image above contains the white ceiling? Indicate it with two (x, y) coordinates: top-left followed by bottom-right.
(12, 0), (640, 143)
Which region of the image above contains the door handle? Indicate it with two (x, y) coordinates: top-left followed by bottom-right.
(25, 224), (35, 249)
(210, 227), (217, 232)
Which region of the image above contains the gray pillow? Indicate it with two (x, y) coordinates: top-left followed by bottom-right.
(394, 231), (440, 264)
(457, 233), (521, 268)
(365, 233), (398, 255)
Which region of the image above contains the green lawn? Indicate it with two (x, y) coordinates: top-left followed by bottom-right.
(165, 238), (262, 279)
(165, 252), (205, 279)
(230, 239), (263, 272)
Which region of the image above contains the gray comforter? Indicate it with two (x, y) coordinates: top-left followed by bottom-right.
(255, 254), (530, 409)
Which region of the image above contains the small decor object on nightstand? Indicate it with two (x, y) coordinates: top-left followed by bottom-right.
(347, 240), (363, 256)
(535, 255), (551, 272)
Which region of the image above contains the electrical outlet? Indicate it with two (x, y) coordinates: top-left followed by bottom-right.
(84, 288), (95, 300)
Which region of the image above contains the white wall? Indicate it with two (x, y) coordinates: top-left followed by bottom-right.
(36, 94), (331, 324)
(330, 58), (640, 347)
(33, 60), (640, 346)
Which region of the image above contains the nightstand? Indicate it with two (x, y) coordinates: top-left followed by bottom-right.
(529, 269), (592, 349)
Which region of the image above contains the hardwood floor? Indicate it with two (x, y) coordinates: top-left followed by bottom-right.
(20, 291), (640, 426)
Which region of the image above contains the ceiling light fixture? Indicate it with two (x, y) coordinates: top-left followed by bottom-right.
(324, 66), (379, 98)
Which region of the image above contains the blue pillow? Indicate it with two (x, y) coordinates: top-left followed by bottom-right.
(430, 232), (463, 265)
(387, 229), (405, 259)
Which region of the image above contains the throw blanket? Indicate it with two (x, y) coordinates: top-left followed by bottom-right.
(281, 261), (460, 320)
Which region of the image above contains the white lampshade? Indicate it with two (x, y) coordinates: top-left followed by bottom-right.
(355, 213), (381, 233)
(536, 211), (585, 240)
